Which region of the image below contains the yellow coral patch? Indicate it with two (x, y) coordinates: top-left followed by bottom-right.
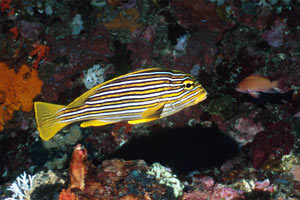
(0, 62), (43, 131)
(104, 8), (141, 32)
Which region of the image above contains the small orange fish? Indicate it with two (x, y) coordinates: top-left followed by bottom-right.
(236, 75), (283, 98)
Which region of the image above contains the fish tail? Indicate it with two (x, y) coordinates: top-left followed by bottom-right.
(34, 102), (70, 141)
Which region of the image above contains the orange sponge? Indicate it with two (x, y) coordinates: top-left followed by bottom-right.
(0, 62), (43, 131)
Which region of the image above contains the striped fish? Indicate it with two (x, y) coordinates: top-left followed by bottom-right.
(34, 68), (207, 141)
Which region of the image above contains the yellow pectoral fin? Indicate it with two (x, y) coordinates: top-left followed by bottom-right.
(129, 102), (167, 125)
(80, 120), (114, 128)
(141, 101), (166, 119)
(128, 118), (159, 125)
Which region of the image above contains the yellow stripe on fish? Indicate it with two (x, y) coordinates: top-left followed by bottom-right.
(34, 68), (207, 141)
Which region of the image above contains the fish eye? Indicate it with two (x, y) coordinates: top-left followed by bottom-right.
(183, 80), (194, 90)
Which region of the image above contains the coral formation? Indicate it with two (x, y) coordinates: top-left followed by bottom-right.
(291, 165), (300, 182)
(0, 62), (43, 131)
(9, 26), (18, 39)
(251, 128), (294, 169)
(147, 162), (184, 197)
(171, 0), (234, 35)
(233, 117), (264, 145)
(69, 144), (87, 190)
(59, 189), (77, 200)
(0, 0), (14, 16)
(57, 144), (178, 199)
(17, 20), (44, 41)
(261, 17), (288, 48)
(104, 8), (141, 33)
(70, 14), (84, 36)
(182, 175), (244, 200)
(83, 64), (106, 89)
(40, 27), (111, 102)
(5, 172), (35, 200)
(206, 95), (238, 120)
(29, 170), (66, 199)
(29, 44), (50, 69)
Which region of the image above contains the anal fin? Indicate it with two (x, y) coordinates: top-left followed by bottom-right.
(128, 118), (158, 125)
(80, 120), (114, 128)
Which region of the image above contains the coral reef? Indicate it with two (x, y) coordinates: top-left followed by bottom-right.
(57, 144), (177, 199)
(1, 0), (300, 199)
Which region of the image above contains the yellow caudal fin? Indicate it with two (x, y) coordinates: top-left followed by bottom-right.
(34, 102), (70, 141)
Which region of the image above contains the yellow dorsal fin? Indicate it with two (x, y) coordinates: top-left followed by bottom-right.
(67, 68), (162, 109)
(80, 120), (114, 128)
(66, 84), (104, 108)
(34, 102), (70, 141)
(141, 101), (166, 119)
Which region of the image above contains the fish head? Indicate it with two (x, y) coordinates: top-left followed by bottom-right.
(169, 76), (207, 110)
(236, 79), (253, 93)
(187, 80), (207, 105)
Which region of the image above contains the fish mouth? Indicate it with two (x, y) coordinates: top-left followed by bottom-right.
(194, 91), (207, 104)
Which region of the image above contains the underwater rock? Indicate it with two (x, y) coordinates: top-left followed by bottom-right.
(251, 128), (294, 168)
(261, 17), (288, 48)
(17, 20), (44, 41)
(171, 0), (234, 35)
(104, 8), (141, 33)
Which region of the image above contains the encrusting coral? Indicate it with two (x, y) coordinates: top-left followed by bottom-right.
(0, 62), (43, 131)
